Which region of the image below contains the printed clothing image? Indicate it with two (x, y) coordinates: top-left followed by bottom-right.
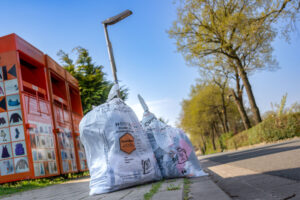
(7, 94), (21, 110)
(0, 68), (3, 81)
(0, 117), (6, 125)
(15, 157), (29, 173)
(0, 84), (5, 96)
(4, 79), (19, 95)
(0, 159), (14, 176)
(14, 143), (25, 156)
(8, 110), (23, 125)
(1, 144), (12, 159)
(0, 112), (8, 128)
(12, 141), (27, 157)
(8, 99), (20, 106)
(9, 113), (22, 123)
(0, 128), (10, 143)
(11, 125), (25, 142)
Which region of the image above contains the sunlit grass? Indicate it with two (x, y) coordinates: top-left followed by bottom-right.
(0, 171), (89, 197)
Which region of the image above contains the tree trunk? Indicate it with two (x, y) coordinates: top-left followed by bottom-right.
(216, 110), (226, 133)
(230, 89), (251, 129)
(200, 134), (206, 154)
(236, 62), (262, 124)
(211, 125), (216, 150)
(221, 91), (230, 132)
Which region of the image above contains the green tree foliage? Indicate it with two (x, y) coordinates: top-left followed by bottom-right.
(57, 47), (128, 114)
(180, 82), (242, 154)
(169, 0), (299, 125)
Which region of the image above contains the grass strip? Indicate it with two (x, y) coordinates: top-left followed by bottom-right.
(167, 183), (181, 191)
(0, 171), (89, 197)
(144, 180), (163, 200)
(183, 178), (191, 200)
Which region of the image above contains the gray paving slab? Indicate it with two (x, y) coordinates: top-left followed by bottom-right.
(152, 178), (183, 200)
(188, 176), (231, 200)
(0, 175), (229, 200)
(0, 178), (153, 200)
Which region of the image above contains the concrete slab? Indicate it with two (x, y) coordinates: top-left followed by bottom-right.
(0, 178), (153, 200)
(188, 176), (231, 200)
(152, 178), (183, 200)
(0, 175), (230, 200)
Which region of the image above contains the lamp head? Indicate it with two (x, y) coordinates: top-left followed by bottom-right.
(102, 9), (132, 25)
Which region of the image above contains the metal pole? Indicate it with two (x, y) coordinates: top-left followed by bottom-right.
(103, 24), (118, 85)
(103, 24), (121, 97)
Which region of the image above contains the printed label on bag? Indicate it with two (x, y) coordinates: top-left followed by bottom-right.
(119, 133), (136, 154)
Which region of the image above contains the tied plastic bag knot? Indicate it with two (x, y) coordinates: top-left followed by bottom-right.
(138, 94), (156, 126)
(107, 84), (120, 101)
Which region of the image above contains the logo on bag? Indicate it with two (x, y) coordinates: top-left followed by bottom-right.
(141, 158), (151, 174)
(177, 148), (188, 164)
(119, 133), (136, 154)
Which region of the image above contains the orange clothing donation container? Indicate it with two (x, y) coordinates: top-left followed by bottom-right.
(0, 33), (86, 184)
(66, 71), (88, 172)
(45, 56), (78, 174)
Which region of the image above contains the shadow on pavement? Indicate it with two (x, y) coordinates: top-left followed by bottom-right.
(200, 140), (300, 167)
(208, 167), (300, 200)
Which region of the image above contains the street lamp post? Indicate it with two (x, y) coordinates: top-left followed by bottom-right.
(102, 10), (132, 96)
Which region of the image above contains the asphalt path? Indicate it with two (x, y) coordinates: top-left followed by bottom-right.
(199, 138), (300, 200)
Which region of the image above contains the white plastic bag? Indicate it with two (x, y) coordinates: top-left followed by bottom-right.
(79, 85), (161, 195)
(138, 94), (206, 178)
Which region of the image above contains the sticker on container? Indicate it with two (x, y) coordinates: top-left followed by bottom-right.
(30, 134), (36, 148)
(34, 163), (40, 177)
(62, 160), (69, 172)
(0, 67), (3, 81)
(36, 135), (40, 148)
(32, 149), (38, 161)
(15, 157), (29, 173)
(8, 110), (23, 126)
(39, 135), (47, 148)
(49, 162), (58, 174)
(50, 137), (54, 148)
(6, 94), (21, 110)
(10, 125), (24, 142)
(0, 112), (8, 128)
(0, 82), (5, 97)
(12, 141), (27, 157)
(0, 144), (12, 159)
(3, 65), (17, 80)
(0, 128), (10, 144)
(44, 162), (49, 175)
(0, 96), (7, 113)
(38, 149), (43, 161)
(39, 163), (45, 175)
(0, 159), (14, 176)
(4, 79), (18, 95)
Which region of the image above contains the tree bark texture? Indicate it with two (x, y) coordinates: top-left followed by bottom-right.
(230, 89), (251, 129)
(236, 61), (262, 124)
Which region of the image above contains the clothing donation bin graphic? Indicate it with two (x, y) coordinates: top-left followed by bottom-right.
(0, 34), (87, 184)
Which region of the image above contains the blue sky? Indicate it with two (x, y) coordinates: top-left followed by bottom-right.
(1, 0), (299, 126)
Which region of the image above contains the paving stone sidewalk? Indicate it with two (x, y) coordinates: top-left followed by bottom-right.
(0, 176), (230, 200)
